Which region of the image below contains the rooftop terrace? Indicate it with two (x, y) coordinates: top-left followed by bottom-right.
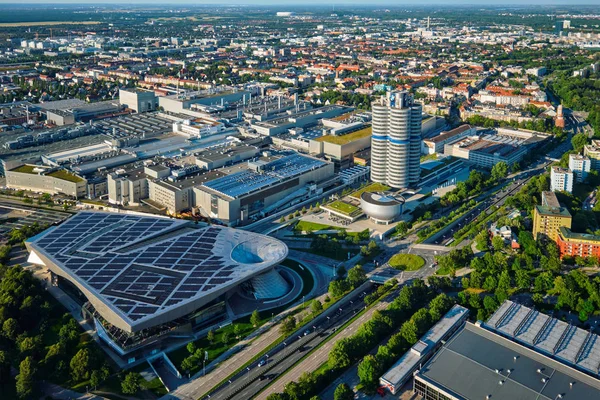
(315, 126), (372, 145)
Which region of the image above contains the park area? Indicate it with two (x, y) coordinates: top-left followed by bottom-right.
(388, 254), (425, 271)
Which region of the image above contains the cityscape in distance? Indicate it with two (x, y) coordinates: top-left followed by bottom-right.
(0, 2), (600, 400)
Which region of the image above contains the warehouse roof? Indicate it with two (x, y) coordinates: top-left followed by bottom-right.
(417, 322), (600, 400)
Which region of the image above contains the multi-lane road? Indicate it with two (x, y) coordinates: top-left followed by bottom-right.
(202, 285), (377, 400)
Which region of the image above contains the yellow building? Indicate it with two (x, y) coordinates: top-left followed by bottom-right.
(533, 205), (572, 241)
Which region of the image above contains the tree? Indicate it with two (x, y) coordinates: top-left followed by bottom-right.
(187, 342), (197, 355)
(329, 338), (352, 369)
(0, 351), (10, 384)
(516, 270), (530, 290)
(492, 236), (505, 252)
(207, 329), (215, 344)
(483, 295), (499, 312)
(16, 357), (36, 399)
(400, 320), (419, 345)
(347, 265), (366, 288)
(2, 317), (20, 340)
(70, 348), (91, 382)
(311, 299), (323, 314)
(497, 270), (511, 293)
(329, 279), (350, 298)
(90, 370), (102, 390)
(396, 221), (409, 236)
(222, 331), (231, 345)
(334, 383), (354, 400)
(250, 309), (261, 327)
(491, 162), (508, 181)
(429, 293), (454, 321)
(280, 316), (297, 335)
(121, 372), (142, 395)
(571, 133), (588, 152)
(358, 355), (381, 392)
(483, 276), (498, 292)
(234, 324), (242, 338)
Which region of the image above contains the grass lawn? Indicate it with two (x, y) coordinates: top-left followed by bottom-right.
(323, 200), (361, 216)
(314, 126), (371, 145)
(11, 164), (37, 174)
(389, 254), (425, 271)
(294, 220), (335, 233)
(47, 169), (84, 183)
(435, 265), (454, 276)
(350, 182), (391, 199)
(420, 153), (438, 163)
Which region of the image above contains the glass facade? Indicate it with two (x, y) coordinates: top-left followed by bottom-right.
(414, 378), (453, 400)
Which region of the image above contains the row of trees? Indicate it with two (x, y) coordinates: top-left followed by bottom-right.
(266, 280), (432, 400)
(465, 114), (562, 135)
(357, 293), (455, 392)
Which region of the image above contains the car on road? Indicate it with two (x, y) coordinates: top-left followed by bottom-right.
(303, 329), (310, 336)
(258, 359), (266, 367)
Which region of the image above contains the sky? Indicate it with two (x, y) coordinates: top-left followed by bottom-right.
(0, 0), (599, 4)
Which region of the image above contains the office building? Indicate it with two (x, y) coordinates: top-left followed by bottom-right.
(26, 212), (288, 356)
(371, 91), (422, 189)
(568, 154), (591, 183)
(550, 166), (574, 193)
(532, 202), (572, 241)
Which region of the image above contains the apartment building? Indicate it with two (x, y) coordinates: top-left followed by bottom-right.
(532, 203), (572, 241)
(568, 154), (591, 183)
(550, 166), (574, 193)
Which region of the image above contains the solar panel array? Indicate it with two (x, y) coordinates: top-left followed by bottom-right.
(485, 300), (600, 378)
(202, 153), (326, 198)
(30, 212), (266, 324)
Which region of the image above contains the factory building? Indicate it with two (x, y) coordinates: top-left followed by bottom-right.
(118, 88), (158, 113)
(6, 164), (87, 198)
(159, 89), (251, 114)
(195, 153), (334, 225)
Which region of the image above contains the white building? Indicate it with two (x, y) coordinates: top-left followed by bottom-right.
(371, 91), (422, 188)
(568, 154), (591, 183)
(551, 166), (574, 193)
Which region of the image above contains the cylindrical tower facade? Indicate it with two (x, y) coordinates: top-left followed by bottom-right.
(370, 91), (422, 189)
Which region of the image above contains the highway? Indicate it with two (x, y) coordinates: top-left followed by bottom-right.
(202, 285), (377, 400)
(430, 157), (554, 246)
